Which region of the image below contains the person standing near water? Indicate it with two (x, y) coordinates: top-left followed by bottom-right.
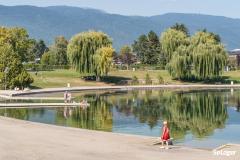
(64, 91), (68, 103)
(67, 92), (72, 103)
(160, 121), (170, 149)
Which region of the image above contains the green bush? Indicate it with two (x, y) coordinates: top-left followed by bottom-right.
(157, 74), (164, 84)
(145, 73), (152, 85)
(131, 76), (139, 85)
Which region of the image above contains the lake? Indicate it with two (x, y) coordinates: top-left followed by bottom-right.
(0, 89), (240, 149)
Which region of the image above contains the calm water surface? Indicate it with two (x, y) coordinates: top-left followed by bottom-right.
(1, 89), (240, 149)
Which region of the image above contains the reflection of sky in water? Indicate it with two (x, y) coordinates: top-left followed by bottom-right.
(112, 107), (162, 137)
(28, 109), (57, 125)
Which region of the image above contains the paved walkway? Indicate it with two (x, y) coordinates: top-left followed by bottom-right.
(0, 94), (64, 100)
(0, 102), (89, 108)
(1, 84), (240, 97)
(0, 117), (239, 160)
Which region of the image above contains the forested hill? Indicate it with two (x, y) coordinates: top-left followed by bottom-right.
(0, 5), (240, 50)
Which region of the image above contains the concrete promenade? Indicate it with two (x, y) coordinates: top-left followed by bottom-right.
(0, 84), (240, 97)
(0, 117), (239, 160)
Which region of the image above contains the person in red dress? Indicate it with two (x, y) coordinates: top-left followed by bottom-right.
(160, 121), (170, 149)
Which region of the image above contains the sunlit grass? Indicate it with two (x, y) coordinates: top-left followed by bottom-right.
(30, 69), (240, 88)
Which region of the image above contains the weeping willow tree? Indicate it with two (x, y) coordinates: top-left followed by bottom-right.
(67, 31), (112, 78)
(191, 31), (219, 46)
(167, 45), (192, 80)
(165, 30), (227, 80)
(192, 44), (227, 80)
(191, 32), (227, 80)
(93, 47), (114, 81)
(160, 28), (189, 63)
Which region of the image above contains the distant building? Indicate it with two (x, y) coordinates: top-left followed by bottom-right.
(112, 56), (123, 65)
(228, 49), (240, 67)
(112, 53), (138, 66)
(35, 58), (41, 63)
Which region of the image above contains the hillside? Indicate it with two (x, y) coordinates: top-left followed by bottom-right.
(0, 5), (240, 50)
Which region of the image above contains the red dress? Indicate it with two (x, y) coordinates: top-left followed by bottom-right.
(161, 126), (170, 141)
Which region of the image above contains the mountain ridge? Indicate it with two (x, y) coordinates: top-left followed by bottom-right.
(0, 5), (240, 50)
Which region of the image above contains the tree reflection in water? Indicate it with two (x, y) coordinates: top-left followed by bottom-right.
(227, 89), (240, 112)
(55, 95), (113, 132)
(113, 90), (228, 139)
(163, 92), (227, 139)
(0, 108), (45, 120)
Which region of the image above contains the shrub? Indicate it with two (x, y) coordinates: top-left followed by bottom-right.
(157, 74), (164, 84)
(145, 73), (152, 85)
(131, 76), (139, 85)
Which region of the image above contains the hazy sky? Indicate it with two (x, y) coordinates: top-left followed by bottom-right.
(0, 0), (239, 18)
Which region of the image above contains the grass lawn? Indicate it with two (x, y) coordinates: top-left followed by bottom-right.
(109, 70), (181, 84)
(30, 69), (108, 88)
(223, 70), (240, 81)
(30, 69), (240, 89)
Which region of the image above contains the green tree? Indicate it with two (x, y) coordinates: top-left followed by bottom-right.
(0, 45), (33, 89)
(191, 31), (227, 80)
(132, 34), (148, 63)
(53, 36), (68, 65)
(133, 31), (162, 65)
(120, 45), (134, 70)
(67, 31), (112, 76)
(16, 70), (34, 90)
(0, 27), (33, 62)
(192, 44), (226, 80)
(201, 29), (221, 42)
(145, 31), (162, 64)
(41, 50), (56, 66)
(93, 47), (114, 81)
(167, 45), (192, 80)
(25, 39), (36, 62)
(171, 23), (189, 36)
(160, 28), (189, 63)
(167, 31), (227, 80)
(29, 39), (48, 59)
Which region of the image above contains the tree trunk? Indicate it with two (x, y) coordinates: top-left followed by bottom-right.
(96, 76), (101, 82)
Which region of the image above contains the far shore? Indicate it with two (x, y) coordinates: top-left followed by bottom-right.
(0, 116), (239, 160)
(0, 84), (240, 97)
